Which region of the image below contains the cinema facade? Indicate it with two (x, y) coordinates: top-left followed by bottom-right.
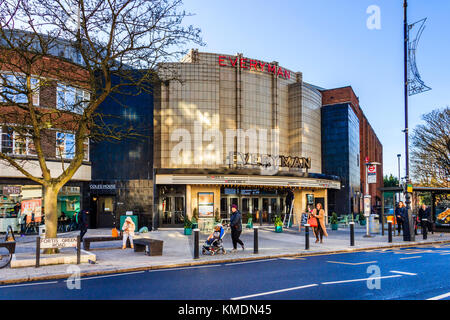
(153, 50), (342, 227)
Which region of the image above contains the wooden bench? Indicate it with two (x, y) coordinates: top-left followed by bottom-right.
(83, 236), (131, 250)
(0, 241), (16, 268)
(133, 238), (163, 256)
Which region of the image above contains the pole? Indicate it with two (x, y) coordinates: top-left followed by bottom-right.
(403, 0), (415, 242)
(253, 226), (259, 254)
(388, 221), (393, 243)
(193, 228), (199, 259)
(35, 236), (40, 268)
(304, 224), (310, 250)
(77, 235), (81, 265)
(350, 222), (355, 246)
(397, 154), (401, 187)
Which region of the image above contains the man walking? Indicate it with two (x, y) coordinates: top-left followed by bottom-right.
(79, 209), (89, 241)
(230, 204), (244, 252)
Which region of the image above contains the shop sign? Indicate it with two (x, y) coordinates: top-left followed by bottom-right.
(218, 55), (291, 79)
(228, 152), (311, 169)
(40, 237), (78, 249)
(89, 184), (116, 190)
(2, 186), (21, 195)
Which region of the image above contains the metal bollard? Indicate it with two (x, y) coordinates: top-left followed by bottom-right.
(253, 226), (259, 254)
(388, 221), (393, 243)
(305, 224), (310, 250)
(350, 222), (355, 246)
(422, 219), (428, 240)
(193, 228), (199, 259)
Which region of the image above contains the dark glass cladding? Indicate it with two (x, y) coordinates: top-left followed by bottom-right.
(90, 73), (154, 180)
(322, 104), (360, 215)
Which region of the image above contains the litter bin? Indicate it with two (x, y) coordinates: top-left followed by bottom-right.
(369, 215), (379, 233)
(39, 225), (46, 238)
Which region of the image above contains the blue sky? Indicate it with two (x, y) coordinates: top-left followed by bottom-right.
(181, 0), (450, 179)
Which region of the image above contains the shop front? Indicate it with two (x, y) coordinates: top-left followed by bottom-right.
(154, 169), (340, 229)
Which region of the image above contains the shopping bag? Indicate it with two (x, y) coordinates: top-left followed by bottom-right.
(307, 217), (318, 227)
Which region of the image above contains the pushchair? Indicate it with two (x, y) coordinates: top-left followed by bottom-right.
(202, 224), (226, 255)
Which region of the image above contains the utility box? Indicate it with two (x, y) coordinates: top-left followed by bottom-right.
(39, 225), (46, 238)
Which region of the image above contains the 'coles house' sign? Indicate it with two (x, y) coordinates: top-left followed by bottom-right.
(218, 55), (291, 80)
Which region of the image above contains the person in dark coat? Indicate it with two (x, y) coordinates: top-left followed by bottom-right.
(395, 202), (403, 236)
(230, 204), (244, 252)
(418, 204), (432, 234)
(397, 201), (410, 241)
(79, 209), (89, 241)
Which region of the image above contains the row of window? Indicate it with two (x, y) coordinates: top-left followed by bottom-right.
(1, 73), (90, 114)
(0, 127), (89, 161)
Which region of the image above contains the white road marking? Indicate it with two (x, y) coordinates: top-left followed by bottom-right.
(390, 270), (417, 276)
(326, 261), (378, 265)
(225, 258), (279, 266)
(280, 257), (306, 261)
(427, 292), (450, 300)
(63, 271), (145, 282)
(399, 256), (422, 260)
(231, 284), (318, 300)
(0, 281), (58, 289)
(148, 265), (221, 272)
(440, 253), (450, 255)
(322, 275), (402, 285)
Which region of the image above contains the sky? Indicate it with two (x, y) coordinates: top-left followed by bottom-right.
(181, 0), (450, 179)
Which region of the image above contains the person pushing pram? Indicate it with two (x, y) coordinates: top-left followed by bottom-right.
(202, 223), (226, 255)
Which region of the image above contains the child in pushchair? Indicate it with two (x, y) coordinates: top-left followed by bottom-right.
(202, 223), (226, 255)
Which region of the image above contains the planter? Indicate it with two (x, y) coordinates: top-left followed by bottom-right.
(275, 225), (283, 233)
(192, 223), (198, 230)
(246, 218), (253, 229)
(184, 228), (192, 235)
(360, 220), (366, 226)
(331, 224), (338, 230)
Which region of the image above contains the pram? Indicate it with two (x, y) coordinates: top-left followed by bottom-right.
(202, 224), (226, 255)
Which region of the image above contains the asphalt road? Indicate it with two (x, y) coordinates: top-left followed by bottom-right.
(1, 244), (450, 300)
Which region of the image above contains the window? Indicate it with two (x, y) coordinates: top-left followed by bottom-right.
(56, 132), (89, 161)
(0, 127), (36, 156)
(56, 132), (75, 159)
(57, 83), (89, 114)
(0, 73), (39, 106)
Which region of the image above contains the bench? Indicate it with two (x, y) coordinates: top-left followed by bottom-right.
(0, 241), (16, 268)
(133, 238), (163, 256)
(83, 236), (131, 250)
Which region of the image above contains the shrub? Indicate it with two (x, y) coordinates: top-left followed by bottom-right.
(330, 212), (338, 224)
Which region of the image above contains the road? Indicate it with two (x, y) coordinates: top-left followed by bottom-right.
(1, 244), (450, 300)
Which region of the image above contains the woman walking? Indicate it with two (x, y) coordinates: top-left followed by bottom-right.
(310, 203), (328, 243)
(230, 204), (244, 252)
(122, 217), (135, 249)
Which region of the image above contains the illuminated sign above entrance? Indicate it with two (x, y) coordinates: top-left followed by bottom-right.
(218, 55), (291, 80)
(228, 152), (311, 170)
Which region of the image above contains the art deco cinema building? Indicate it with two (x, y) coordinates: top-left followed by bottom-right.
(153, 50), (341, 227)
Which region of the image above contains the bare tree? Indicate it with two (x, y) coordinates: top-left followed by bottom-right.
(411, 107), (450, 187)
(0, 0), (202, 251)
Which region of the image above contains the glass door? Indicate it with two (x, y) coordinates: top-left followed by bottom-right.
(160, 195), (185, 227)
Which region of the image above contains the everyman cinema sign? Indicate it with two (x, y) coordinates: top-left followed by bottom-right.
(218, 55), (291, 79)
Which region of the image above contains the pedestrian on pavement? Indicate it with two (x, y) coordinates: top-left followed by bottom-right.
(122, 217), (135, 249)
(310, 203), (328, 243)
(397, 201), (410, 241)
(79, 209), (89, 241)
(418, 203), (432, 234)
(16, 205), (27, 237)
(230, 204), (244, 252)
(395, 202), (403, 236)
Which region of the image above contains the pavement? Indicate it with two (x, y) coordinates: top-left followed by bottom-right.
(1, 223), (449, 285)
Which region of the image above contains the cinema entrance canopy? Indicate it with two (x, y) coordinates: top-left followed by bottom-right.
(154, 169), (340, 228)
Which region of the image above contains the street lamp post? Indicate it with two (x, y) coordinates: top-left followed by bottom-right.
(397, 154), (401, 187)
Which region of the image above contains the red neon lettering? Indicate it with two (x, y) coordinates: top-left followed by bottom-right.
(284, 70), (290, 79)
(259, 62), (266, 72)
(229, 56), (238, 67)
(268, 64), (277, 74)
(218, 56), (227, 67)
(249, 60), (258, 71)
(277, 67), (284, 78)
(240, 58), (248, 69)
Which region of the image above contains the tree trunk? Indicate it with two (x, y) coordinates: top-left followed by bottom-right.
(43, 185), (60, 254)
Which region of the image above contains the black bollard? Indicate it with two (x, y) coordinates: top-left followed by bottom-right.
(388, 221), (393, 243)
(350, 222), (355, 246)
(253, 226), (259, 254)
(194, 228), (199, 259)
(422, 219), (428, 240)
(305, 224), (310, 250)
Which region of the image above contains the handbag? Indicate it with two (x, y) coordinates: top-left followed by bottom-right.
(307, 216), (318, 227)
